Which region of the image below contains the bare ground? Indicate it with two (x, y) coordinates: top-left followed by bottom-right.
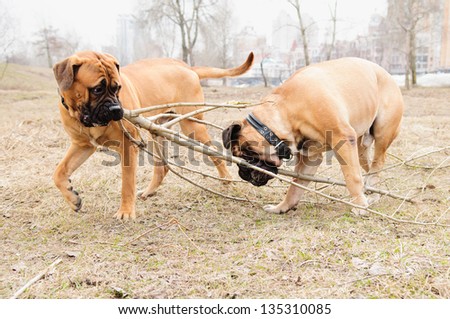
(0, 65), (449, 299)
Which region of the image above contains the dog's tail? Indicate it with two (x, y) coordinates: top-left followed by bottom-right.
(192, 52), (254, 79)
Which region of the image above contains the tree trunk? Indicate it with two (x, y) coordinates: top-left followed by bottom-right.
(326, 0), (337, 60)
(290, 0), (310, 66)
(409, 29), (417, 86)
(45, 43), (53, 68)
(404, 58), (411, 90)
(260, 61), (268, 87)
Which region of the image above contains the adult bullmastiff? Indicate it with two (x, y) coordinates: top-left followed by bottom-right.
(53, 51), (253, 219)
(223, 58), (404, 214)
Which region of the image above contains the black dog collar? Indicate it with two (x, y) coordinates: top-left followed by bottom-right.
(246, 113), (292, 160)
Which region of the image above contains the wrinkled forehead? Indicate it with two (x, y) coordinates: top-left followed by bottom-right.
(76, 60), (120, 87)
(239, 123), (267, 149)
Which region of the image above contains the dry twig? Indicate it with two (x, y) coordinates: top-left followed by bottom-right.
(128, 101), (257, 118)
(11, 258), (62, 299)
(121, 218), (179, 246)
(372, 147), (450, 174)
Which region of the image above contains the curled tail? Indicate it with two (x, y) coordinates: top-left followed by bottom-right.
(192, 52), (254, 79)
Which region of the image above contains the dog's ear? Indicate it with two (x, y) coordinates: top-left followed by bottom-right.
(222, 122), (242, 149)
(53, 56), (83, 91)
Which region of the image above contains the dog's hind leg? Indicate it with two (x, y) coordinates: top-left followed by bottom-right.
(365, 112), (402, 189)
(358, 133), (374, 173)
(366, 78), (404, 188)
(139, 135), (170, 200)
(264, 153), (323, 214)
(179, 118), (232, 182)
(53, 143), (96, 212)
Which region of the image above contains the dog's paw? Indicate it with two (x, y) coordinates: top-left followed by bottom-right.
(263, 204), (289, 214)
(219, 173), (233, 185)
(220, 178), (232, 185)
(114, 208), (136, 220)
(137, 190), (156, 201)
(351, 207), (369, 217)
(67, 188), (82, 212)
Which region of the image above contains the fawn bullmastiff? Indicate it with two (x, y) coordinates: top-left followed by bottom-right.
(223, 58), (404, 214)
(53, 51), (253, 219)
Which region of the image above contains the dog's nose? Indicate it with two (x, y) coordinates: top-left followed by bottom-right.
(104, 101), (121, 112)
(106, 102), (124, 121)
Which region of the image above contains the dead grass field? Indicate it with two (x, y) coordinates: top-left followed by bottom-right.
(0, 64), (449, 299)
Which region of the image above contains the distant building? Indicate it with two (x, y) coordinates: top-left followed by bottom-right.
(271, 10), (320, 72)
(440, 0), (450, 70)
(232, 26), (269, 85)
(329, 0), (450, 75)
(383, 0), (450, 74)
(230, 0), (449, 86)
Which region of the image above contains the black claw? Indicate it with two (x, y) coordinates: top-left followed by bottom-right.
(74, 197), (82, 212)
(72, 190), (79, 196)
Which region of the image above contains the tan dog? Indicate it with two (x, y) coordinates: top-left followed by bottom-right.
(53, 51), (254, 219)
(223, 58), (404, 214)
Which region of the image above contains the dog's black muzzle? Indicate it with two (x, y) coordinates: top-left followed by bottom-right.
(237, 158), (278, 187)
(80, 102), (124, 127)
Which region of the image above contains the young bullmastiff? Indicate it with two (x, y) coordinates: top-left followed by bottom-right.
(223, 58), (404, 215)
(53, 51), (254, 219)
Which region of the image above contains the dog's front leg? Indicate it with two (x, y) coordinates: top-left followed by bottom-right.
(115, 137), (137, 220)
(264, 153), (323, 214)
(53, 143), (96, 212)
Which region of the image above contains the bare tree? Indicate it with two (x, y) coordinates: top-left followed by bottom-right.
(33, 26), (65, 68)
(211, 0), (234, 69)
(287, 0), (311, 66)
(134, 10), (173, 59)
(198, 0), (235, 83)
(0, 1), (16, 77)
(325, 0), (338, 60)
(388, 0), (441, 87)
(143, 0), (217, 65)
(260, 49), (271, 87)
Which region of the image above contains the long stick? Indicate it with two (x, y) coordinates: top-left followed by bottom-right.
(125, 110), (412, 202)
(147, 113), (224, 130)
(11, 258), (62, 299)
(128, 101), (256, 117)
(162, 106), (219, 128)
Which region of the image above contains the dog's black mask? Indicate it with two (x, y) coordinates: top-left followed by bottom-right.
(237, 156), (278, 187)
(223, 122), (278, 186)
(79, 78), (124, 127)
(80, 102), (123, 127)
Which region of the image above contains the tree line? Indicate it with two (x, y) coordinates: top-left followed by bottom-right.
(0, 0), (444, 88)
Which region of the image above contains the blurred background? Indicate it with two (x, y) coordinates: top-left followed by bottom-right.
(1, 0), (449, 88)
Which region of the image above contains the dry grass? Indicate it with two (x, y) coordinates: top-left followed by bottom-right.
(0, 65), (449, 299)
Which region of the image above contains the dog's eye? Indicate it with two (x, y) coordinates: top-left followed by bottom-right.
(91, 85), (105, 96)
(111, 85), (121, 94)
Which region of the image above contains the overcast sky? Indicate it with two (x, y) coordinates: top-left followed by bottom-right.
(4, 0), (387, 50)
